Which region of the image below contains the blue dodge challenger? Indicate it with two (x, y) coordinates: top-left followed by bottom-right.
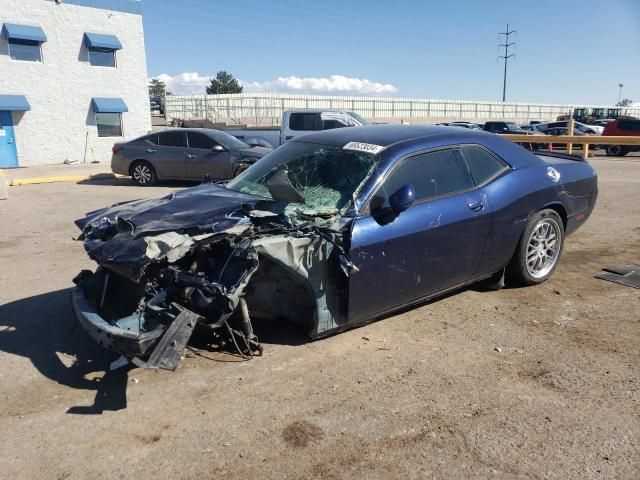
(73, 125), (598, 369)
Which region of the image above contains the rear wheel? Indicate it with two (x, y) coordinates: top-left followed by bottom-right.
(507, 209), (564, 286)
(605, 145), (627, 157)
(131, 161), (157, 186)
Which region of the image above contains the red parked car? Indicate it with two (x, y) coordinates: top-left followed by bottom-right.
(603, 119), (640, 156)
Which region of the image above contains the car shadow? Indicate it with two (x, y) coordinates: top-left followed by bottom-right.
(77, 177), (197, 188)
(186, 316), (309, 362)
(0, 288), (130, 415)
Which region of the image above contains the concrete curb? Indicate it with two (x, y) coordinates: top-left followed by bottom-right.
(9, 172), (119, 186)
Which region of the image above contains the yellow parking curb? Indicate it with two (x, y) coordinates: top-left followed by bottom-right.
(10, 175), (90, 186)
(9, 172), (118, 186)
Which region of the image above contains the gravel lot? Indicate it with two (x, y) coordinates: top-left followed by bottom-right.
(0, 155), (638, 479)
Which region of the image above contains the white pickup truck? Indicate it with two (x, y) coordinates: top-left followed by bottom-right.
(224, 109), (369, 149)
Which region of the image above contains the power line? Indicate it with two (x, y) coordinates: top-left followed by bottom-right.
(498, 23), (515, 102)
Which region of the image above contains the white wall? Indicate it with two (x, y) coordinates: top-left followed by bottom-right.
(0, 0), (150, 166)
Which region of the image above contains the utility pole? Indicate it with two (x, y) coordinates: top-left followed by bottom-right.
(498, 24), (516, 102)
(618, 83), (624, 103)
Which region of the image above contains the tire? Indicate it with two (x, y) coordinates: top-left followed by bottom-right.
(605, 145), (627, 157)
(232, 164), (250, 178)
(130, 161), (157, 186)
(507, 209), (564, 286)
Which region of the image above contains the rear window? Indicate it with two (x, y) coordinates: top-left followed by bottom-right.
(462, 146), (507, 185)
(142, 134), (159, 145)
(289, 113), (318, 131)
(158, 131), (186, 147)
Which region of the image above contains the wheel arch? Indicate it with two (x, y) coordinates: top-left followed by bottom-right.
(129, 158), (154, 176)
(541, 202), (568, 230)
(243, 137), (275, 149)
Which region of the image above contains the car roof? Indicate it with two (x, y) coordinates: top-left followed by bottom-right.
(291, 124), (538, 170)
(292, 124), (478, 147)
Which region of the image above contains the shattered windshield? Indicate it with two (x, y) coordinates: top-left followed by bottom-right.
(226, 141), (380, 216)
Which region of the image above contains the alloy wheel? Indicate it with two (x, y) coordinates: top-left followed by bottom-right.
(133, 164), (152, 184)
(526, 218), (562, 279)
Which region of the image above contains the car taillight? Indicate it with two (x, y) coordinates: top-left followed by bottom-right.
(112, 146), (123, 154)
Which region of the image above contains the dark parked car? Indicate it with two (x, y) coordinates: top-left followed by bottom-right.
(111, 129), (272, 186)
(484, 121), (543, 150)
(74, 125), (597, 369)
(483, 121), (526, 134)
(603, 119), (640, 156)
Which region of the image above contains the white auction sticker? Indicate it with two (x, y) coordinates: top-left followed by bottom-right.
(343, 142), (385, 155)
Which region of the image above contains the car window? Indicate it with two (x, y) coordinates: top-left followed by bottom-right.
(322, 119), (346, 130)
(462, 146), (507, 185)
(289, 113), (318, 131)
(187, 132), (217, 149)
(158, 131), (186, 147)
(618, 120), (640, 132)
(142, 134), (159, 145)
(372, 148), (473, 210)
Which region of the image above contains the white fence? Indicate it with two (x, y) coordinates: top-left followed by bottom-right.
(165, 93), (640, 126)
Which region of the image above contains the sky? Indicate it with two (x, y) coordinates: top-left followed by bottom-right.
(142, 0), (640, 105)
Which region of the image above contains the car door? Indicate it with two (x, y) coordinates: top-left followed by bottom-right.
(185, 131), (232, 181)
(348, 147), (491, 323)
(155, 131), (188, 179)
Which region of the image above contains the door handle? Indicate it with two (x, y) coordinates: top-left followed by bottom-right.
(285, 136), (293, 140)
(146, 148), (156, 153)
(185, 154), (198, 159)
(468, 201), (484, 212)
(8, 138), (14, 144)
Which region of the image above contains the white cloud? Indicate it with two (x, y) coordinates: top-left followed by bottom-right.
(243, 75), (397, 95)
(150, 73), (397, 95)
(151, 72), (212, 95)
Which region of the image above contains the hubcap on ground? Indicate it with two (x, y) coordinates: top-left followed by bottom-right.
(526, 218), (561, 279)
(133, 165), (151, 184)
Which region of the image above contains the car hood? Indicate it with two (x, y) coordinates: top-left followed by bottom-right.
(75, 183), (264, 279)
(234, 146), (272, 158)
(76, 183), (260, 237)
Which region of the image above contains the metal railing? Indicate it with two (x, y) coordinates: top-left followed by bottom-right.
(503, 134), (640, 159)
(164, 93), (640, 126)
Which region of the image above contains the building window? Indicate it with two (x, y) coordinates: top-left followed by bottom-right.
(8, 39), (42, 62)
(88, 48), (116, 67)
(96, 113), (122, 137)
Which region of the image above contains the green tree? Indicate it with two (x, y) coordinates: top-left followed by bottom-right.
(148, 78), (167, 97)
(206, 71), (243, 94)
(616, 98), (633, 107)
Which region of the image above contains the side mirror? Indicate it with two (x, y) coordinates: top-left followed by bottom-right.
(389, 184), (415, 214)
(212, 144), (225, 152)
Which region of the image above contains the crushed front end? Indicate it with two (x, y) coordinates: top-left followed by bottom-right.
(72, 141), (379, 370)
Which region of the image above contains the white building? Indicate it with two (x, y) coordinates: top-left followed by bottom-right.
(0, 0), (150, 168)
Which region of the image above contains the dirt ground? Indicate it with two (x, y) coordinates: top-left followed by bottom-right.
(0, 155), (638, 479)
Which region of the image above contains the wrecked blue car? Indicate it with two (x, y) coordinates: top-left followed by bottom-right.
(73, 125), (598, 369)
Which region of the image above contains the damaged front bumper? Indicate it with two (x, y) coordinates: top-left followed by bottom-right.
(71, 281), (165, 358)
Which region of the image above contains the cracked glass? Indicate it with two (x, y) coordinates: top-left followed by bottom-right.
(227, 141), (380, 216)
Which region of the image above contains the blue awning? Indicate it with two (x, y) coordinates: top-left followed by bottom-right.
(84, 33), (122, 50)
(91, 97), (128, 113)
(2, 23), (47, 43)
(0, 95), (31, 111)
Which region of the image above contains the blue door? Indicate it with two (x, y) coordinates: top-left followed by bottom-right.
(347, 148), (490, 323)
(0, 111), (18, 168)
